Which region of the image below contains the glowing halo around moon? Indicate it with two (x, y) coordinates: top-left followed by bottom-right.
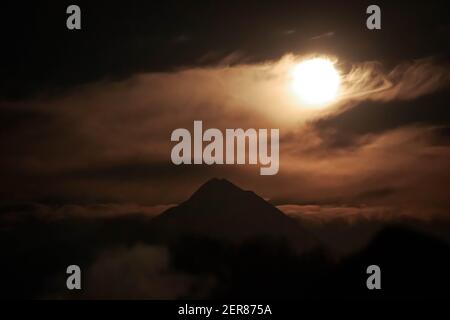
(291, 57), (341, 108)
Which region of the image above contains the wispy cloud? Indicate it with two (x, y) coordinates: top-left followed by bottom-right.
(1, 54), (449, 218)
(339, 57), (450, 103)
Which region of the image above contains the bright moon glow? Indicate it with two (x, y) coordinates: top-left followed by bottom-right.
(291, 58), (341, 107)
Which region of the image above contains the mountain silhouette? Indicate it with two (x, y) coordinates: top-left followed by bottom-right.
(151, 178), (317, 251)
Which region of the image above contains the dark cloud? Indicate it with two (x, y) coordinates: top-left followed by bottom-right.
(314, 88), (450, 149)
(2, 0), (449, 99)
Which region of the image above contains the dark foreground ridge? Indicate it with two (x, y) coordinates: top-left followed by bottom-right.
(1, 178), (450, 299)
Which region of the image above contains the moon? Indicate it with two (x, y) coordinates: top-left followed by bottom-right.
(291, 58), (341, 107)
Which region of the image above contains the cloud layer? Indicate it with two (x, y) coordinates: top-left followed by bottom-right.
(1, 54), (449, 220)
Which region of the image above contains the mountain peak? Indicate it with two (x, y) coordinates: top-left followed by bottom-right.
(188, 178), (244, 202)
(202, 177), (235, 187)
(151, 178), (317, 250)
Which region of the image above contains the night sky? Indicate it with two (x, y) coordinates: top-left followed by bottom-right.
(1, 0), (449, 213)
(0, 0), (450, 300)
